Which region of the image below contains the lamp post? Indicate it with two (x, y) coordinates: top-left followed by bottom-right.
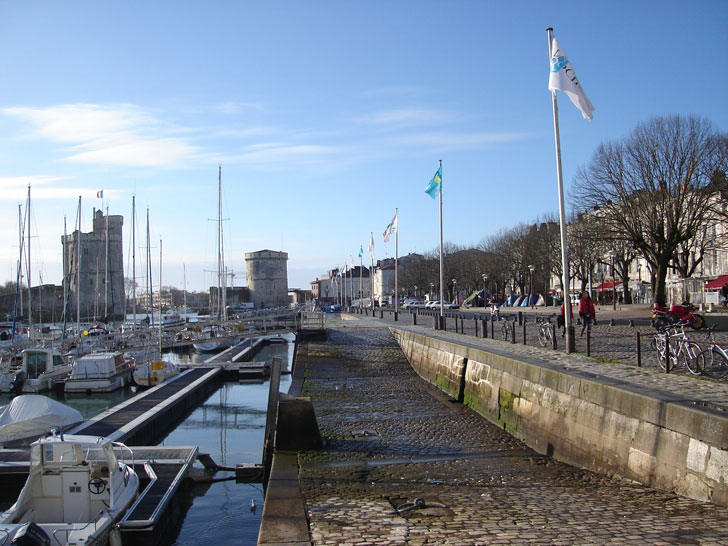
(452, 279), (457, 304)
(528, 265), (535, 308)
(482, 273), (488, 307)
(430, 283), (434, 301)
(608, 249), (616, 310)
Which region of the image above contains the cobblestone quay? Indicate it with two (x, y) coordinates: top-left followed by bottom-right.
(290, 316), (728, 545)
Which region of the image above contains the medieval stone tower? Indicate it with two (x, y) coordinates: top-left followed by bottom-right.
(245, 250), (289, 309)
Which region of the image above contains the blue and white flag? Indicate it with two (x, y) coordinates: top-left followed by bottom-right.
(357, 246), (363, 259)
(383, 210), (398, 242)
(425, 165), (442, 199)
(548, 36), (595, 120)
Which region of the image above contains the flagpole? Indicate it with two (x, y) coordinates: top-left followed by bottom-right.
(438, 160), (444, 320)
(547, 27), (574, 353)
(395, 208), (399, 313)
(359, 253), (363, 309)
(370, 232), (374, 310)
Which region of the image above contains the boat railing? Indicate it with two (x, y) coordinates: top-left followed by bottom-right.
(112, 442), (136, 471)
(0, 528), (10, 546)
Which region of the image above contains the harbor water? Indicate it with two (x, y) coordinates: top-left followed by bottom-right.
(0, 333), (295, 545)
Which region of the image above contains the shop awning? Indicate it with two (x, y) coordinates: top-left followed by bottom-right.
(593, 280), (622, 292)
(705, 275), (728, 290)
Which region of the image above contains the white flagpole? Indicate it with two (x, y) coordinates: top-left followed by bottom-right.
(395, 208), (399, 313)
(359, 253), (363, 309)
(438, 160), (444, 320)
(370, 232), (374, 310)
(547, 27), (574, 353)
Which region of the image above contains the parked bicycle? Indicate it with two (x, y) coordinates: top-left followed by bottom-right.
(500, 319), (513, 341)
(694, 325), (728, 379)
(538, 315), (555, 347)
(652, 322), (704, 374)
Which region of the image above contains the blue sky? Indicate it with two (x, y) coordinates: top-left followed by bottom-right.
(1, 0), (726, 293)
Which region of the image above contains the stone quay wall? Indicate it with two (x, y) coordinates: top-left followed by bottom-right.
(390, 327), (728, 507)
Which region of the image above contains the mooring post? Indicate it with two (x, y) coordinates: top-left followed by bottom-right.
(482, 318), (487, 339)
(586, 329), (591, 357)
(523, 320), (527, 344)
(262, 356), (282, 472)
(636, 331), (642, 367)
(474, 317), (478, 337)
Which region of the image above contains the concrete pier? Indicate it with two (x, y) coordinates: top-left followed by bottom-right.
(259, 315), (728, 545)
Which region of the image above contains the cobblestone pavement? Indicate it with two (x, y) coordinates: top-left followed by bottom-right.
(295, 319), (728, 545)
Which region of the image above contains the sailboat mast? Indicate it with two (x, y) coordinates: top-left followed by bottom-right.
(159, 239), (163, 357)
(76, 196), (81, 332)
(105, 207), (109, 318)
(146, 208), (153, 326)
(26, 185), (31, 331)
(217, 165), (224, 320)
(132, 196), (137, 328)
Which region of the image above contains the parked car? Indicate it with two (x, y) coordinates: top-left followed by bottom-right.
(425, 301), (440, 308)
(410, 301), (427, 309)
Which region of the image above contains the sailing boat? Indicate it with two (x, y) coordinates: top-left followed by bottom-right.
(192, 166), (241, 352)
(133, 239), (179, 387)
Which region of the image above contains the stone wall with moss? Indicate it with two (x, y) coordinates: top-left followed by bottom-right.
(390, 327), (728, 507)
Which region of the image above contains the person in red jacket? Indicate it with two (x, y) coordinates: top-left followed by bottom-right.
(578, 291), (596, 336)
(558, 300), (574, 337)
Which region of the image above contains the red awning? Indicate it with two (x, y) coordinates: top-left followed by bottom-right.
(593, 280), (622, 291)
(705, 275), (728, 290)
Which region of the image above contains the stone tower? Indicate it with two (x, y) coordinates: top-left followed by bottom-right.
(245, 250), (289, 309)
(62, 209), (124, 320)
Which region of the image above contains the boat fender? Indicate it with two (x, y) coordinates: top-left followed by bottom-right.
(11, 521), (50, 546)
(109, 527), (123, 546)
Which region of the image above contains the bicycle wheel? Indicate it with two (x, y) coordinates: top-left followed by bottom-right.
(683, 342), (706, 375)
(704, 347), (728, 379)
(654, 335), (669, 370)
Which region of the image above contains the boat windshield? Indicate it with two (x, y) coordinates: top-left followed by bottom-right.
(31, 442), (83, 467)
(25, 352), (48, 379)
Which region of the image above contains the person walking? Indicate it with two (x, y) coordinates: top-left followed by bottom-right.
(578, 291), (596, 336)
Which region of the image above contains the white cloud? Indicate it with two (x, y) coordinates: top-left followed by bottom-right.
(395, 131), (531, 150)
(234, 142), (347, 166)
(352, 107), (456, 127)
(3, 104), (200, 167)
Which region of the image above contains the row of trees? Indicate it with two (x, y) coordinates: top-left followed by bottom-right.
(397, 115), (728, 306)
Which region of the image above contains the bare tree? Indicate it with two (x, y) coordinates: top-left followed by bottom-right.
(574, 115), (727, 306)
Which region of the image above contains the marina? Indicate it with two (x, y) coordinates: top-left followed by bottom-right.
(0, 332), (295, 545)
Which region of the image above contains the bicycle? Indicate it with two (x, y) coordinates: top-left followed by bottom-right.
(652, 322), (704, 374)
(538, 316), (554, 347)
(694, 325), (728, 379)
(500, 319), (513, 341)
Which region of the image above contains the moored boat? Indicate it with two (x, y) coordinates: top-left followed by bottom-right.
(64, 352), (134, 393)
(0, 348), (72, 394)
(132, 358), (180, 388)
(0, 433), (139, 545)
(0, 395), (84, 448)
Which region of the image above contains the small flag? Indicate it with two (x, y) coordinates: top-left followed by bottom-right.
(368, 232), (375, 261)
(358, 245), (363, 259)
(425, 165), (442, 199)
(350, 255), (355, 268)
(96, 190), (104, 198)
(548, 36), (595, 120)
(383, 211), (398, 242)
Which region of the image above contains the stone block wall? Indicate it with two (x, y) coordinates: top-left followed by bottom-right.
(391, 328), (728, 507)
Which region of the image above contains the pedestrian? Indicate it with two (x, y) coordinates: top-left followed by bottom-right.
(578, 291), (596, 336)
(721, 283), (728, 308)
(558, 300), (574, 337)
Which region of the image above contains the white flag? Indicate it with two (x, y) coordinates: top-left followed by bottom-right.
(383, 210), (398, 242)
(368, 232), (375, 261)
(548, 36), (595, 120)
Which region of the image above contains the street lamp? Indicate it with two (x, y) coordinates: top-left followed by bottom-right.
(528, 265), (535, 308)
(608, 249), (617, 310)
(452, 278), (457, 304)
(482, 273), (488, 307)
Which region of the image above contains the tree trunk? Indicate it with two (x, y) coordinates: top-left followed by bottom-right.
(653, 257), (671, 307)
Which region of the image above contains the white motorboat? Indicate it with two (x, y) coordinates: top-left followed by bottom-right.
(132, 358), (180, 388)
(0, 348), (73, 394)
(0, 433), (139, 546)
(0, 395), (84, 448)
(64, 352), (134, 393)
